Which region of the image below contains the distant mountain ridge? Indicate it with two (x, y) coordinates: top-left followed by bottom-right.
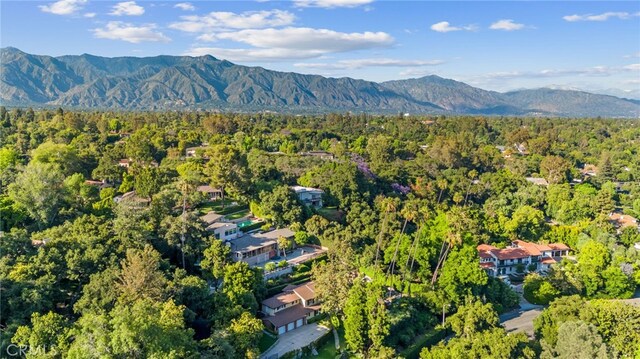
(1, 47), (638, 117)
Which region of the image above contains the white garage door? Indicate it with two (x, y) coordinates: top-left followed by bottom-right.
(278, 326), (286, 335)
(287, 322), (295, 331)
(296, 319), (303, 327)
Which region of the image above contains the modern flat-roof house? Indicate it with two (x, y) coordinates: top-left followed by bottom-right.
(207, 222), (239, 241)
(291, 186), (324, 209)
(197, 185), (223, 201)
(200, 211), (238, 241)
(229, 228), (295, 266)
(262, 281), (321, 335)
(478, 240), (570, 277)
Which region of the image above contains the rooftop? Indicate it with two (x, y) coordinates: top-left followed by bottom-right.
(609, 212), (639, 228)
(263, 292), (301, 309)
(206, 222), (236, 230)
(525, 177), (549, 186)
(291, 186), (324, 194)
(200, 211), (224, 225)
(197, 185), (222, 193)
(262, 304), (314, 328)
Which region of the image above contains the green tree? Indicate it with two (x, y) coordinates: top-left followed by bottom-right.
(228, 312), (264, 359)
(577, 240), (610, 297)
(541, 321), (609, 359)
(259, 185), (304, 227)
(71, 299), (197, 358)
(344, 279), (368, 353)
(13, 311), (71, 356)
(447, 297), (499, 339)
(602, 265), (634, 299)
(117, 245), (168, 304)
(437, 246), (488, 305)
(539, 155), (571, 184)
(200, 239), (231, 283)
(523, 273), (560, 305)
(222, 262), (262, 312)
(31, 141), (80, 175)
(366, 283), (390, 354)
(134, 167), (161, 199)
(504, 205), (546, 240)
(8, 162), (66, 229)
(205, 144), (250, 209)
(0, 146), (20, 171)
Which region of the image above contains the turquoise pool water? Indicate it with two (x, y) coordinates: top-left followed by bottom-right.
(238, 220), (253, 228)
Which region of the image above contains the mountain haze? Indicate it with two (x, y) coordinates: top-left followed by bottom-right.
(1, 47), (638, 117)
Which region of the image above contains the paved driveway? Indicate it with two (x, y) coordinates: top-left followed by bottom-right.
(499, 290), (640, 338)
(500, 308), (543, 337)
(260, 323), (330, 359)
(499, 296), (544, 337)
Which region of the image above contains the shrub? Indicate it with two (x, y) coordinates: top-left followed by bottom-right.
(523, 273), (560, 305)
(264, 262), (277, 272)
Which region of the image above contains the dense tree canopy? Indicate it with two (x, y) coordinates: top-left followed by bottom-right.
(1, 108), (639, 357)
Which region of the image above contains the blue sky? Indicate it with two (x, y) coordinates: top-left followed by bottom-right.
(1, 0), (639, 97)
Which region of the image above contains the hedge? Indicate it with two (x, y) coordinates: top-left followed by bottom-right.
(240, 221), (265, 233)
(399, 327), (447, 359)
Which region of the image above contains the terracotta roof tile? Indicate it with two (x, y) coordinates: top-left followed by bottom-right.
(548, 243), (570, 251)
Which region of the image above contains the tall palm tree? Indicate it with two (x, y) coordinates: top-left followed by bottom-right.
(405, 206), (430, 282)
(430, 209), (467, 285)
(436, 179), (448, 204)
(388, 201), (418, 276)
(463, 170), (478, 206)
(374, 197), (398, 267)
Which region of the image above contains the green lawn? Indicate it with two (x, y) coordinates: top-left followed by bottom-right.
(197, 199), (244, 215)
(258, 332), (278, 353)
(226, 209), (250, 220)
(302, 328), (346, 359)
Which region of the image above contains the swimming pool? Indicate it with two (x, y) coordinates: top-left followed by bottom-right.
(238, 220), (253, 228)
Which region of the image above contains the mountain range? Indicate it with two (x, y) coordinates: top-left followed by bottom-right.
(1, 47), (638, 118)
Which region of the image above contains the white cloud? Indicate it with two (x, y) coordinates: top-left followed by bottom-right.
(293, 0), (374, 8)
(215, 27), (393, 51)
(430, 21), (476, 33)
(110, 1), (145, 16)
(563, 11), (639, 22)
(39, 0), (86, 15)
(93, 21), (170, 43)
(174, 2), (195, 11)
(185, 27), (393, 61)
(475, 64), (639, 81)
(624, 52), (640, 58)
(294, 58), (443, 70)
(83, 12), (96, 18)
(489, 19), (525, 31)
(170, 10), (295, 33)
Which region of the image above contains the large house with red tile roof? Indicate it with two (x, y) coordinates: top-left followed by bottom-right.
(477, 240), (570, 277)
(261, 281), (321, 335)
